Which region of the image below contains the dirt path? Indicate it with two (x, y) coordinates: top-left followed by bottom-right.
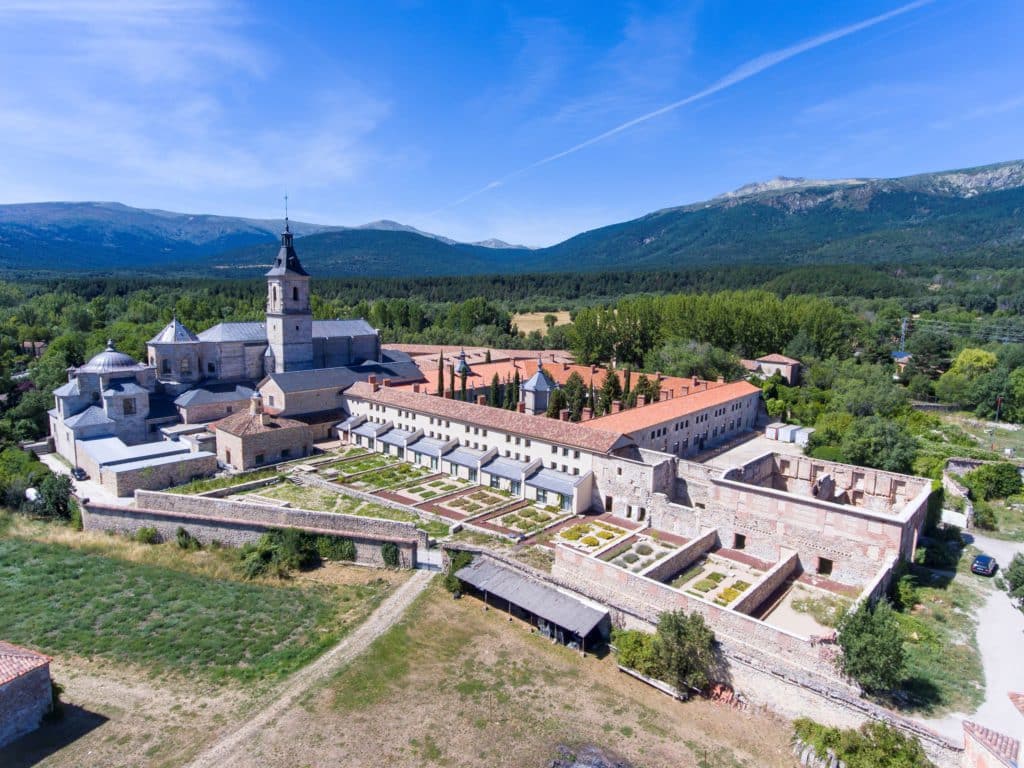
(184, 569), (434, 768)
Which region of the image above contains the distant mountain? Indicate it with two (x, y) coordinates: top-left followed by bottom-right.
(1, 159), (1022, 277)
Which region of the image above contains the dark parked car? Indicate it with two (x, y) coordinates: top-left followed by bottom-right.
(970, 554), (997, 576)
(71, 467), (88, 481)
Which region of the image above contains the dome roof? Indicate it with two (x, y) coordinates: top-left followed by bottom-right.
(79, 340), (142, 373)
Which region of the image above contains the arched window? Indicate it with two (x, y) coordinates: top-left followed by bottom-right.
(292, 286), (298, 302)
(271, 286), (277, 304)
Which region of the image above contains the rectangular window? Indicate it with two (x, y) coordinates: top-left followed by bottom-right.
(536, 488), (547, 503)
(817, 557), (833, 576)
(255, 453), (265, 464)
(733, 533), (746, 550)
(122, 398), (136, 415)
(281, 448), (291, 458)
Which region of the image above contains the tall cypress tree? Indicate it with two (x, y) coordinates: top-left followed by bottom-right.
(489, 372), (500, 407)
(503, 374), (514, 409)
(512, 369), (521, 407)
(623, 367), (632, 399)
(437, 352), (444, 396)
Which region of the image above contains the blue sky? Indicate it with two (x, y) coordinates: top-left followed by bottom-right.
(0, 1), (1020, 245)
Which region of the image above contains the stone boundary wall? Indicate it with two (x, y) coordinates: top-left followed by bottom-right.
(132, 490), (425, 565)
(0, 664), (52, 749)
(941, 472), (974, 529)
(199, 476), (283, 498)
(640, 528), (718, 583)
(732, 550), (799, 616)
(84, 502), (418, 569)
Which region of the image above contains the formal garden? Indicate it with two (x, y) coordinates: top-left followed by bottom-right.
(668, 555), (761, 607)
(553, 519), (629, 552)
(599, 533), (680, 573)
(490, 503), (573, 535)
(393, 475), (472, 503)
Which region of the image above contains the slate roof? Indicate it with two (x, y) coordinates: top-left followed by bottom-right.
(581, 380), (761, 435)
(79, 340), (145, 374)
(53, 379), (81, 397)
(379, 427), (416, 446)
(64, 406), (115, 429)
(526, 467), (583, 496)
(407, 436), (449, 457)
(963, 721), (1020, 768)
(444, 446), (487, 468)
(262, 354), (423, 394)
(522, 358), (554, 393)
(78, 436), (190, 466)
(197, 322), (267, 343)
(211, 411), (309, 437)
(149, 317), (199, 344)
(174, 383), (255, 407)
(265, 227), (309, 277)
(482, 456), (529, 480)
(313, 319), (376, 338)
(347, 382), (630, 455)
(145, 394), (178, 420)
(456, 558), (608, 638)
(0, 641), (50, 686)
(102, 380), (149, 396)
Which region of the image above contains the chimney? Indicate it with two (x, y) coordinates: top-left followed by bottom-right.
(382, 378), (392, 388)
(591, 364), (598, 374)
(692, 375), (699, 387)
(612, 399), (622, 413)
(517, 402), (526, 413)
(680, 385), (689, 396)
(250, 392), (263, 416)
(368, 374), (379, 392)
(716, 376), (725, 384)
(562, 362), (569, 371)
(637, 395), (647, 407)
(412, 383), (420, 393)
(559, 408), (570, 421)
(661, 388), (671, 400)
(477, 394), (487, 405)
(582, 407), (593, 420)
(655, 371), (663, 382)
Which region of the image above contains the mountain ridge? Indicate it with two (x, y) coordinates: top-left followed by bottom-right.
(1, 158), (1022, 276)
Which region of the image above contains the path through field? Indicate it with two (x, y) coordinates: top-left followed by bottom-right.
(184, 569), (434, 768)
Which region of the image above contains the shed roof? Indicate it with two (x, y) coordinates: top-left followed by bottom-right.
(64, 406), (116, 429)
(456, 558), (608, 638)
(407, 436), (448, 457)
(0, 641), (50, 685)
(379, 427), (416, 446)
(444, 446), (486, 468)
(526, 467), (583, 496)
(174, 383), (255, 407)
(482, 456), (528, 481)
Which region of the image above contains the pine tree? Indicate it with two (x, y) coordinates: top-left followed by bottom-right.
(562, 372), (587, 421)
(598, 367), (623, 414)
(546, 388), (568, 418)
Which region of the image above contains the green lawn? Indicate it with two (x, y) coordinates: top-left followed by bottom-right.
(166, 467), (282, 494)
(0, 536), (393, 684)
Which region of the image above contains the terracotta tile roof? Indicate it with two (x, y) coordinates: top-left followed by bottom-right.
(579, 380), (761, 435)
(210, 411), (310, 437)
(347, 382), (630, 454)
(757, 354), (800, 365)
(0, 641), (50, 685)
(963, 721), (1020, 768)
(1010, 692), (1024, 717)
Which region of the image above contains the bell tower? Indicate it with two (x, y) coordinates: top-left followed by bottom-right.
(265, 212), (313, 373)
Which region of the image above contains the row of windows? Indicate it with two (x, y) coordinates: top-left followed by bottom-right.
(152, 357), (216, 375)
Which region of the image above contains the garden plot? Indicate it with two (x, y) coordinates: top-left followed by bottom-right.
(668, 554), (763, 607)
(400, 476), (471, 503)
(343, 462), (433, 492)
(489, 504), (573, 536)
(554, 519), (629, 553)
(322, 453), (397, 477)
(434, 486), (510, 516)
(600, 534), (680, 573)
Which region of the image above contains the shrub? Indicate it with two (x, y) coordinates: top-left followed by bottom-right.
(693, 579), (717, 592)
(836, 599), (905, 692)
(963, 462), (1023, 501)
(316, 535), (356, 561)
(444, 550), (473, 594)
(708, 572), (726, 583)
(134, 526), (160, 545)
(581, 536), (600, 547)
(636, 543), (653, 556)
(612, 628), (659, 676)
(176, 526), (201, 551)
(893, 572), (919, 611)
(732, 580), (750, 592)
(238, 528), (321, 579)
(623, 552), (639, 564)
(719, 587), (741, 603)
(596, 530), (615, 540)
(793, 718), (934, 768)
(1005, 553), (1024, 603)
(561, 525), (586, 541)
(381, 541), (400, 568)
(972, 501), (998, 531)
(654, 610), (716, 692)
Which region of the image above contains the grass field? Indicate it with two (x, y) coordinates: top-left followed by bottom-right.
(226, 579), (795, 768)
(511, 310), (571, 335)
(0, 524), (398, 685)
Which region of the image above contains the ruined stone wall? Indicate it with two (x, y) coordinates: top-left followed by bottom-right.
(591, 453), (675, 515)
(551, 545), (839, 679)
(0, 664), (51, 749)
(732, 550), (799, 616)
(639, 528), (717, 583)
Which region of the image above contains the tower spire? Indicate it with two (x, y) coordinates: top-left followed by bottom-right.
(284, 192), (289, 233)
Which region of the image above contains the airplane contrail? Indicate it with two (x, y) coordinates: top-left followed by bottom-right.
(435, 0), (933, 212)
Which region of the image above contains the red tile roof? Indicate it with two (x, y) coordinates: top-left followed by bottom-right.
(210, 411), (310, 437)
(1010, 691), (1024, 717)
(963, 721), (1020, 768)
(757, 354), (800, 365)
(347, 382), (630, 454)
(579, 380), (761, 435)
(0, 641), (50, 685)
